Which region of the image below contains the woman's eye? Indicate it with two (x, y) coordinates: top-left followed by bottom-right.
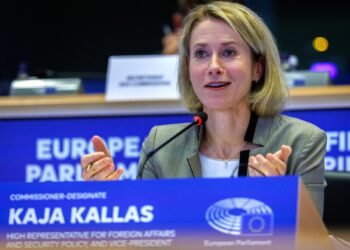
(193, 49), (208, 58)
(223, 49), (236, 57)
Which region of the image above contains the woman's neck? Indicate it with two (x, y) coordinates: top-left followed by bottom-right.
(201, 107), (251, 158)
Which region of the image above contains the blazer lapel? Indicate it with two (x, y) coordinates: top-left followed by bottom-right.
(250, 116), (273, 156)
(186, 125), (203, 177)
(187, 154), (202, 177)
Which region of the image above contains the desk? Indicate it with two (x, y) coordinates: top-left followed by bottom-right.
(1, 85), (350, 118)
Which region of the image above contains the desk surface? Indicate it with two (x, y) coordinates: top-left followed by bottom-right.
(1, 85), (350, 118)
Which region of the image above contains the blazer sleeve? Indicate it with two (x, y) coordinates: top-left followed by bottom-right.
(293, 128), (327, 217)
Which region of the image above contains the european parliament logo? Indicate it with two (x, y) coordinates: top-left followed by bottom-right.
(205, 198), (274, 236)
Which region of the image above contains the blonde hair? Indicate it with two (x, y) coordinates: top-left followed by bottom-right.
(178, 1), (288, 117)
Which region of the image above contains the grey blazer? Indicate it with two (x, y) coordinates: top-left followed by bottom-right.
(138, 114), (327, 216)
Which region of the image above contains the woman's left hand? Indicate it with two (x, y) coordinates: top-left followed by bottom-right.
(248, 145), (292, 176)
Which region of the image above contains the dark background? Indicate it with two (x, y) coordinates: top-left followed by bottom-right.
(0, 0), (349, 94)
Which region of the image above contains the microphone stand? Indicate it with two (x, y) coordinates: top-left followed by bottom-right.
(137, 112), (207, 179)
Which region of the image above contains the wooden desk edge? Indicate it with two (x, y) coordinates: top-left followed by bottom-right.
(0, 86), (350, 118)
(0, 85), (350, 107)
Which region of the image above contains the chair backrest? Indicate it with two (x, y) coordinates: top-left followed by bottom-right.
(323, 172), (350, 226)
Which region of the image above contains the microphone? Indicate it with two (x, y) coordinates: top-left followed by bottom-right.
(137, 112), (208, 179)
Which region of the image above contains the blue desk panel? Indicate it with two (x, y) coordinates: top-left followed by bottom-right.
(0, 177), (300, 249)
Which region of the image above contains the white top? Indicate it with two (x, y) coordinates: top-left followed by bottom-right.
(199, 153), (239, 178)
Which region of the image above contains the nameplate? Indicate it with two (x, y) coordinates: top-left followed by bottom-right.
(0, 177), (299, 249)
(105, 55), (180, 101)
(284, 71), (330, 87)
(10, 78), (82, 96)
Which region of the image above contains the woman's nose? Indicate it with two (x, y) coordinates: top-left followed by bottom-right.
(208, 54), (224, 75)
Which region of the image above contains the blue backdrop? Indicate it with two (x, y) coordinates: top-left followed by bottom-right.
(1, 109), (349, 182)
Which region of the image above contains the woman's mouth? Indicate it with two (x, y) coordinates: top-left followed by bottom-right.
(205, 81), (231, 89)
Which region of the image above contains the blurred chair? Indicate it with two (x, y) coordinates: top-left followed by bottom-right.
(324, 172), (350, 242)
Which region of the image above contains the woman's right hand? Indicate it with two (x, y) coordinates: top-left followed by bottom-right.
(81, 135), (124, 181)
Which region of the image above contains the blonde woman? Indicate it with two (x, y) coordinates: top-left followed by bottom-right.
(81, 1), (326, 216)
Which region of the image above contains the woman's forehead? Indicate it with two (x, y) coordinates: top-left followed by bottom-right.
(189, 18), (246, 47)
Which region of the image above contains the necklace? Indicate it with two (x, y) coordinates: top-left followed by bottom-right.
(204, 138), (242, 168)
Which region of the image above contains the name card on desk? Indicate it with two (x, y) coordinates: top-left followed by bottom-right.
(0, 177), (318, 249)
(106, 55), (180, 101)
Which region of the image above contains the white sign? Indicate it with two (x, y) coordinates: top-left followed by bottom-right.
(105, 55), (180, 101)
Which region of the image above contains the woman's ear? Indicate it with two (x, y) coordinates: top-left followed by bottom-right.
(253, 56), (264, 82)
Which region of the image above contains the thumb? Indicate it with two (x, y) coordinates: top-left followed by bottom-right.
(92, 135), (111, 157)
(279, 145), (292, 163)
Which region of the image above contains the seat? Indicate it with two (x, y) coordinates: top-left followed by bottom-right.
(323, 172), (350, 242)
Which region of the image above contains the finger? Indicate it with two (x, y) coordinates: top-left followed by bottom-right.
(106, 168), (124, 180)
(248, 156), (265, 176)
(266, 153), (286, 175)
(81, 165), (105, 181)
(87, 157), (114, 179)
(256, 154), (278, 176)
(92, 163), (115, 181)
(248, 156), (257, 176)
(81, 152), (105, 168)
(92, 135), (111, 157)
(81, 170), (90, 181)
(249, 164), (266, 176)
(279, 145), (292, 163)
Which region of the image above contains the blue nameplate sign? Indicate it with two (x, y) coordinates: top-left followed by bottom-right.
(0, 177), (299, 249)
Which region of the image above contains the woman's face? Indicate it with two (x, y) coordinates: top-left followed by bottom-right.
(189, 18), (262, 112)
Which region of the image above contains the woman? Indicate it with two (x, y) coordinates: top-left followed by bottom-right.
(81, 1), (327, 216)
